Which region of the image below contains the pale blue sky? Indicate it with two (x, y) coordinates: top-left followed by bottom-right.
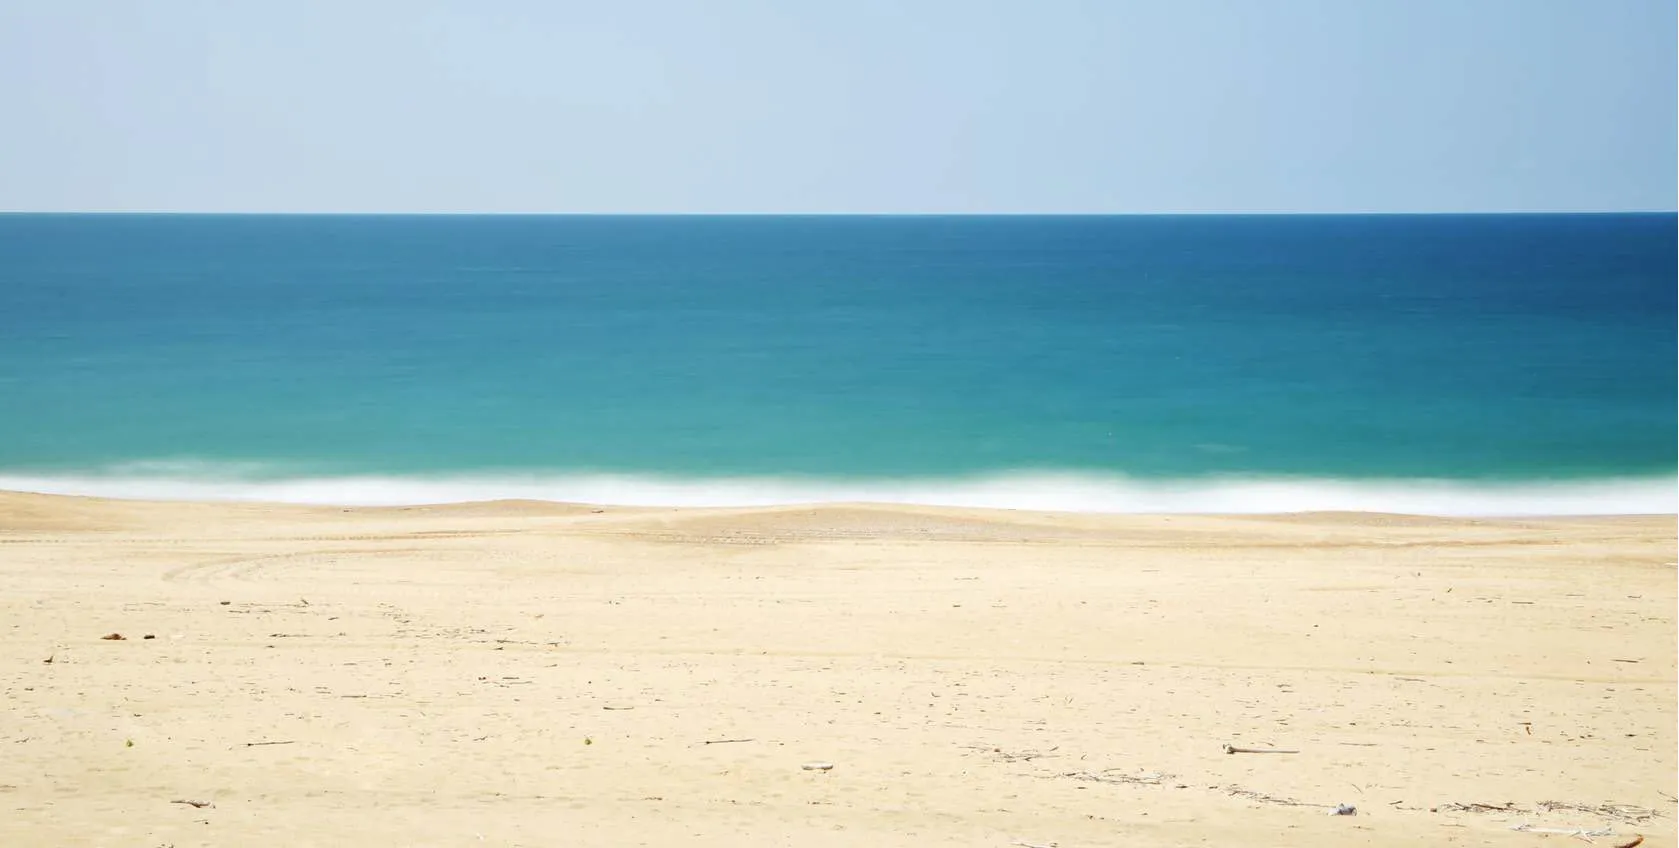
(1, 0), (1673, 213)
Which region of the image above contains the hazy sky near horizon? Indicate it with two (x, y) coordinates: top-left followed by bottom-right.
(1, 1), (1673, 213)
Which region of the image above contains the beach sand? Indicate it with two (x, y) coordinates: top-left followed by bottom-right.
(0, 491), (1672, 847)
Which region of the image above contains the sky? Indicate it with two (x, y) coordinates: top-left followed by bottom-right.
(0, 0), (1673, 214)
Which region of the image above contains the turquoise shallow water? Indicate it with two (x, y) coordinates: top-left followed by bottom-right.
(0, 214), (1672, 513)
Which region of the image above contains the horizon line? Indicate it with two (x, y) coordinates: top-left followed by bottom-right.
(2, 209), (1675, 218)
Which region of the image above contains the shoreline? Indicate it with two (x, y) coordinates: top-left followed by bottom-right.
(2, 486), (1676, 521)
(1, 469), (1673, 517)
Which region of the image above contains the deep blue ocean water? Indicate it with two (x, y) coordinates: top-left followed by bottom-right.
(0, 214), (1672, 513)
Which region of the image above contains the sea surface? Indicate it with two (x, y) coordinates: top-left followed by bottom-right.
(0, 214), (1672, 514)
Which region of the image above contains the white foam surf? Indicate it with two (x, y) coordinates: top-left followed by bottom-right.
(1, 467), (1672, 516)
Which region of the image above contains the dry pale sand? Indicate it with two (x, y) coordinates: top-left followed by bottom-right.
(0, 491), (1673, 847)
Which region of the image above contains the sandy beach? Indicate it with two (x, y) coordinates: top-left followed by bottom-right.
(0, 491), (1672, 847)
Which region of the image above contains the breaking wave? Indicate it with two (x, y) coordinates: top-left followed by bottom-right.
(0, 463), (1672, 516)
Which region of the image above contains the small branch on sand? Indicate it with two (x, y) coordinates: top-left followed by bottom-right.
(1508, 824), (1615, 838)
(171, 799), (214, 809)
(700, 738), (755, 745)
(1011, 840), (1057, 848)
(1223, 744), (1298, 755)
(1223, 785), (1322, 809)
(1437, 801), (1660, 826)
(1059, 770), (1171, 787)
(240, 741), (296, 747)
(1538, 801), (1662, 824)
(1434, 802), (1520, 814)
(963, 745), (1061, 762)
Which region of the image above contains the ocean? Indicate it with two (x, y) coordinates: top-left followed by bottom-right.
(0, 213), (1672, 515)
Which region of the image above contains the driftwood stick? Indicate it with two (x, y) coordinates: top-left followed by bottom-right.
(241, 740), (296, 747)
(172, 799), (214, 809)
(1060, 770), (1171, 786)
(701, 738), (755, 745)
(1508, 824), (1615, 839)
(1435, 802), (1519, 814)
(1538, 800), (1662, 823)
(1222, 785), (1323, 808)
(1223, 743), (1298, 755)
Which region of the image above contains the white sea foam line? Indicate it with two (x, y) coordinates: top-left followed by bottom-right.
(0, 470), (1673, 516)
